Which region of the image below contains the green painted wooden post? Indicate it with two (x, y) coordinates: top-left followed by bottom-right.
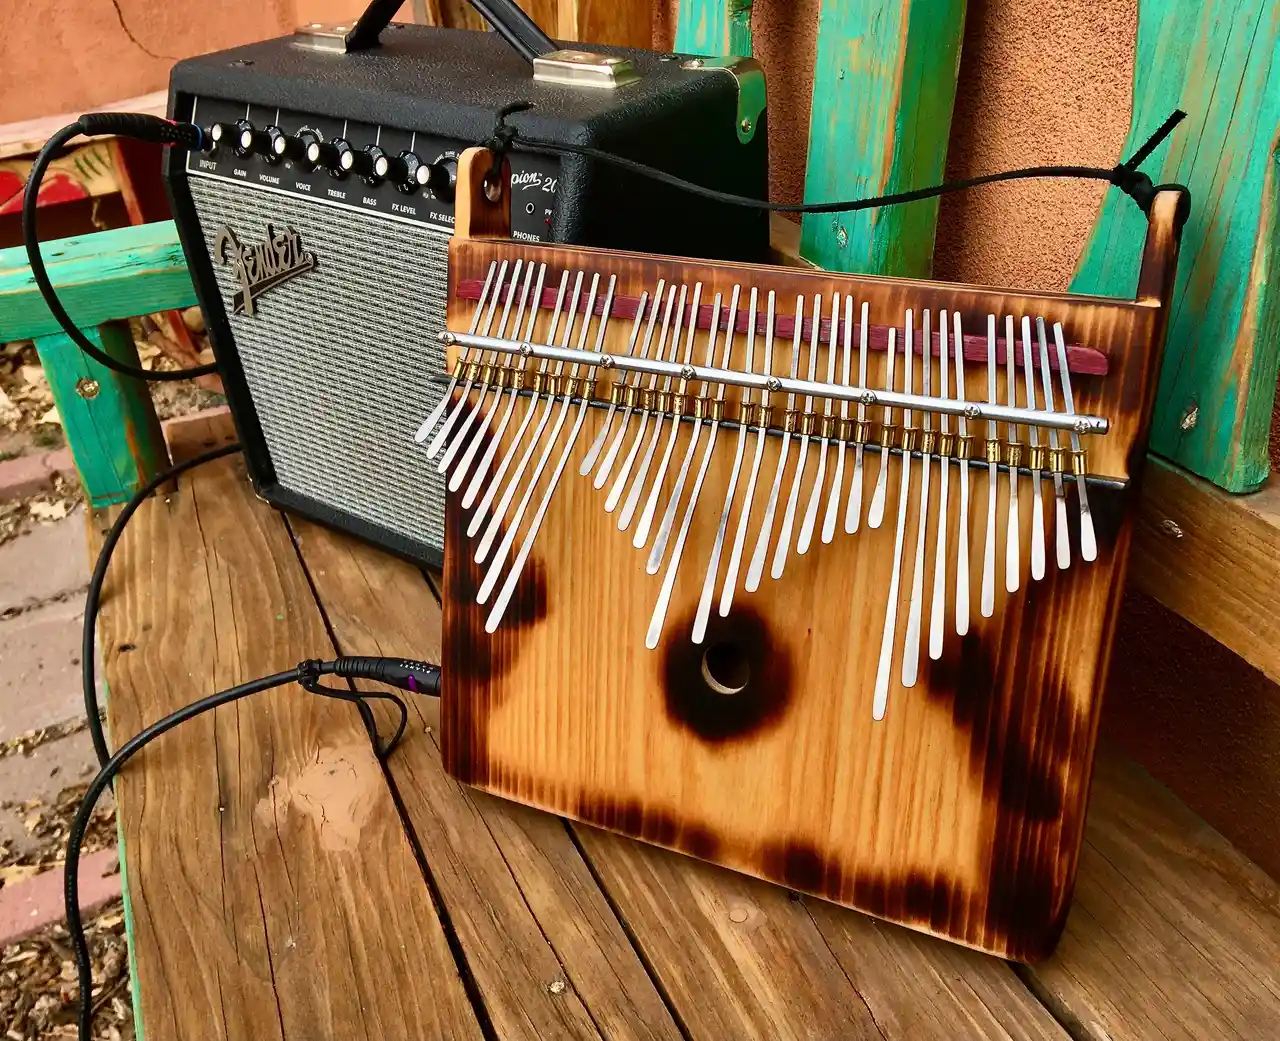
(799, 0), (967, 277)
(33, 323), (170, 506)
(1071, 0), (1280, 492)
(0, 220), (198, 505)
(674, 0), (753, 57)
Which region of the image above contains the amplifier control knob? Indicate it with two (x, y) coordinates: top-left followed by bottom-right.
(386, 151), (430, 194)
(425, 154), (459, 202)
(307, 137), (353, 176)
(218, 120), (254, 156)
(349, 145), (387, 183)
(248, 125), (287, 163)
(279, 129), (320, 166)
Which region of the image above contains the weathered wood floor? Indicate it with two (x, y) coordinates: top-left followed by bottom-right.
(90, 414), (1280, 1041)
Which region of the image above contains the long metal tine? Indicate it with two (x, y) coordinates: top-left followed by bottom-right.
(472, 271), (582, 564)
(867, 312), (898, 530)
(1036, 317), (1070, 571)
(691, 286), (745, 643)
(822, 294), (850, 544)
(719, 287), (770, 615)
(845, 301), (870, 533)
(873, 321), (911, 720)
(465, 271), (568, 531)
(980, 314), (999, 618)
(1022, 316), (1046, 580)
(1054, 322), (1096, 561)
(953, 309), (971, 637)
(771, 295), (818, 580)
(648, 290), (722, 574)
(582, 290), (650, 477)
(928, 309), (952, 661)
(426, 259), (510, 458)
(595, 280), (667, 488)
(415, 260), (499, 444)
(1004, 315), (1021, 592)
(747, 293), (801, 591)
(620, 283), (687, 531)
(606, 283), (677, 512)
(800, 293), (838, 552)
(903, 309), (932, 687)
(636, 283), (704, 548)
(460, 263), (549, 506)
(445, 259), (535, 484)
(486, 281), (615, 631)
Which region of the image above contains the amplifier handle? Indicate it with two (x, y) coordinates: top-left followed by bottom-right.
(345, 0), (556, 64)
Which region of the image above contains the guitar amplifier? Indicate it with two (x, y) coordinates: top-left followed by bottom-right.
(164, 18), (768, 567)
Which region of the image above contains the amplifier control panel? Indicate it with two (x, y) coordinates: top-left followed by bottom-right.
(185, 97), (559, 241)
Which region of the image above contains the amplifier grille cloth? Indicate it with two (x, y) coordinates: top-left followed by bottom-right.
(189, 176), (449, 556)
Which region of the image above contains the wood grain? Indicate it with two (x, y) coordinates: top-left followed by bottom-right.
(1026, 749), (1280, 1039)
(286, 515), (685, 1041)
(1131, 456), (1280, 686)
(438, 170), (1184, 960)
(798, 0), (966, 277)
(1070, 0), (1280, 492)
(674, 0), (754, 58)
(94, 416), (482, 1041)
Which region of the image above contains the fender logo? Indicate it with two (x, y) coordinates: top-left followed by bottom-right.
(214, 224), (317, 316)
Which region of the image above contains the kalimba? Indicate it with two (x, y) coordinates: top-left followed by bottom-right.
(419, 148), (1184, 961)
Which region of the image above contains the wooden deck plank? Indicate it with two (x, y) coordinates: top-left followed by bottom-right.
(286, 516), (685, 1041)
(93, 416), (483, 1041)
(1026, 750), (1280, 1040)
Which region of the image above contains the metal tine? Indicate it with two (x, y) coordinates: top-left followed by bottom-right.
(771, 295), (818, 580)
(606, 283), (677, 511)
(581, 289), (652, 477)
(1036, 317), (1071, 571)
(822, 293), (851, 544)
(1004, 315), (1021, 592)
(747, 293), (801, 591)
(635, 283), (704, 548)
(799, 292), (838, 553)
(1053, 322), (1096, 562)
(648, 290), (723, 574)
(873, 319), (912, 720)
(928, 309), (953, 661)
(444, 260), (536, 484)
(693, 285), (752, 644)
(953, 309), (971, 637)
(595, 280), (667, 488)
(472, 272), (583, 563)
(477, 271), (595, 598)
(719, 287), (772, 615)
(465, 271), (568, 530)
(619, 283), (688, 530)
(461, 263), (549, 505)
(1022, 316), (1047, 580)
(867, 310), (898, 529)
(845, 301), (870, 533)
(415, 260), (499, 444)
(649, 295), (736, 646)
(979, 314), (999, 618)
(486, 278), (615, 632)
(634, 280), (706, 548)
(903, 309), (933, 687)
(426, 259), (512, 459)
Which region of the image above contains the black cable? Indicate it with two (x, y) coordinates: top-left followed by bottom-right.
(488, 108), (1190, 219)
(23, 117), (218, 383)
(83, 442), (243, 767)
(67, 655), (440, 1040)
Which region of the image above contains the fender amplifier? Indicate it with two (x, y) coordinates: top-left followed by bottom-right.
(164, 16), (768, 567)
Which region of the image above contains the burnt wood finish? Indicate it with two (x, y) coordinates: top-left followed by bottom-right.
(439, 148), (1185, 961)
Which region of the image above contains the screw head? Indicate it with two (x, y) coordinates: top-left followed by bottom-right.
(765, 376), (781, 392)
(860, 391), (876, 405)
(519, 342), (534, 357)
(547, 980), (567, 995)
(680, 58), (704, 70)
(1075, 418), (1092, 434)
(682, 365), (697, 379)
(76, 378), (100, 400)
(740, 117), (753, 134)
(1159, 518), (1185, 539)
(598, 354), (613, 368)
(836, 226), (849, 249)
(1180, 403), (1198, 430)
(964, 404), (980, 420)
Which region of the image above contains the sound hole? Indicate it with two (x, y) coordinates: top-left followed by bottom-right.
(701, 641), (750, 696)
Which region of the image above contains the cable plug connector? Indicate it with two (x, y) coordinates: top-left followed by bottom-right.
(332, 656), (442, 696)
(77, 113), (205, 151)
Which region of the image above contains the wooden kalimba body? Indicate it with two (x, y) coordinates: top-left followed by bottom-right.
(421, 149), (1184, 961)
